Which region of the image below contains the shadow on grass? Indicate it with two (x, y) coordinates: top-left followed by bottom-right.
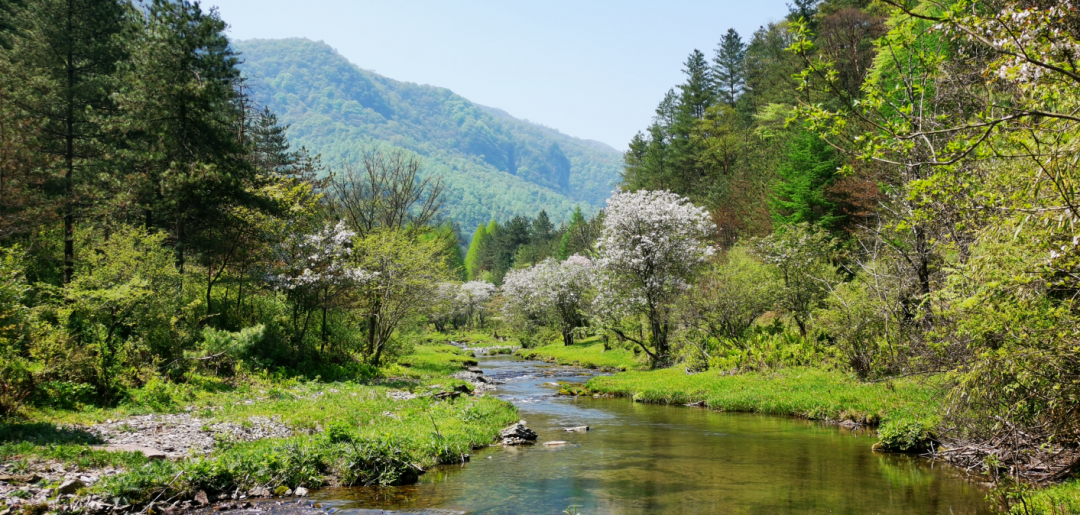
(0, 421), (103, 445)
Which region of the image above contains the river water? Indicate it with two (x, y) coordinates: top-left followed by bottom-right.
(314, 355), (991, 514)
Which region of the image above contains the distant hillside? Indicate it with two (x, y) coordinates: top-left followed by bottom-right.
(234, 38), (622, 233)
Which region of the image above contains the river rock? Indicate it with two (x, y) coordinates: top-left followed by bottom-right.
(92, 444), (167, 461)
(562, 426), (589, 432)
(498, 421), (538, 445)
(293, 487), (308, 497)
(247, 487), (270, 498)
(195, 491), (209, 506)
(57, 479), (84, 495)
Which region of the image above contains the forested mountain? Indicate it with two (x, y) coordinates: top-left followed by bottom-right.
(234, 38), (621, 234)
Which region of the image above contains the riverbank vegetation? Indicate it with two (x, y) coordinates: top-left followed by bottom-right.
(487, 0), (1080, 510)
(0, 0), (524, 510)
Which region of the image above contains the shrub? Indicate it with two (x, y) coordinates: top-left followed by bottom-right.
(876, 418), (934, 453)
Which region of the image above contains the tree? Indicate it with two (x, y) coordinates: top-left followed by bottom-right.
(118, 0), (251, 274)
(679, 246), (777, 357)
(770, 129), (844, 232)
(712, 28), (747, 107)
(502, 256), (594, 347)
(557, 207), (601, 260)
(457, 280), (496, 328)
(330, 149), (444, 239)
(593, 190), (714, 365)
(751, 223), (838, 336)
(464, 222), (489, 280)
(5, 0), (127, 283)
(354, 230), (447, 366)
(269, 221), (371, 351)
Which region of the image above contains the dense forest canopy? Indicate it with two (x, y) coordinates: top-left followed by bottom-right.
(235, 38), (622, 236)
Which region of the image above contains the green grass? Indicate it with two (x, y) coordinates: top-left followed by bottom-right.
(1012, 479), (1080, 514)
(518, 337), (642, 371)
(392, 343), (479, 378)
(95, 393), (517, 503)
(587, 367), (943, 425)
(1, 341), (518, 505)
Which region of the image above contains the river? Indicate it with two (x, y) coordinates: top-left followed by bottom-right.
(311, 355), (991, 514)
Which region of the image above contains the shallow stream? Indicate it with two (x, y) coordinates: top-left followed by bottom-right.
(314, 355), (991, 514)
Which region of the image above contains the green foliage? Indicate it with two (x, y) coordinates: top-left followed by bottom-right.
(876, 418), (934, 453)
(518, 337), (641, 371)
(770, 129), (844, 231)
(200, 325), (266, 361)
(751, 223), (841, 336)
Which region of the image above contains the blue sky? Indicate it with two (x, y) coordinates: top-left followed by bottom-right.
(208, 0), (792, 150)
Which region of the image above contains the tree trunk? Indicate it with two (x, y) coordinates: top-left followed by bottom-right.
(63, 7), (74, 284)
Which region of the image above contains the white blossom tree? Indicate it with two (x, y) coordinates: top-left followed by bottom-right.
(458, 280), (496, 328)
(501, 256), (594, 346)
(593, 190), (714, 364)
(429, 282), (461, 332)
(270, 220), (373, 349)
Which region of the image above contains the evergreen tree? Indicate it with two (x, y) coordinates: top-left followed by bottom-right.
(464, 222), (488, 280)
(677, 49), (713, 120)
(531, 210), (555, 242)
(712, 28), (746, 107)
(0, 0), (23, 49)
(117, 0), (251, 272)
(770, 129), (843, 231)
(4, 0), (127, 283)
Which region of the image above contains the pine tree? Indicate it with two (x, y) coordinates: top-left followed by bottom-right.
(5, 0), (127, 283)
(712, 28), (746, 107)
(118, 0), (250, 273)
(677, 49), (714, 120)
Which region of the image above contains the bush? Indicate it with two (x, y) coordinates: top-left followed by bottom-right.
(0, 351), (33, 416)
(31, 380), (96, 410)
(876, 418), (935, 453)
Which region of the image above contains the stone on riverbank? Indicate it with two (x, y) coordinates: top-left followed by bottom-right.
(498, 421), (538, 445)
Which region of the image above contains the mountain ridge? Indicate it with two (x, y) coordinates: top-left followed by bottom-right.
(233, 38), (622, 233)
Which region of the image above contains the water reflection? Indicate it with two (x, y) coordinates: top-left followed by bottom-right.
(317, 356), (989, 515)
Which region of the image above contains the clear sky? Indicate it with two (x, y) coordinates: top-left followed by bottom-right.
(207, 0), (792, 150)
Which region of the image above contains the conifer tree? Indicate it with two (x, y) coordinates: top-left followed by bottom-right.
(677, 49), (714, 120)
(464, 222), (488, 280)
(4, 0), (127, 283)
(712, 28), (746, 107)
(770, 129), (843, 231)
(117, 0), (250, 273)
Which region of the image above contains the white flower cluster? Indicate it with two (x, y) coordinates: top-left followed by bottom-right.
(501, 256), (594, 332)
(269, 221), (373, 292)
(946, 1), (1080, 85)
(592, 190), (715, 319)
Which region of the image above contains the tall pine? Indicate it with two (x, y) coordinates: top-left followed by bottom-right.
(5, 0), (127, 283)
(712, 28), (746, 107)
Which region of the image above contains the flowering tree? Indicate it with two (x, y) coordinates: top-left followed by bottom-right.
(593, 190), (714, 364)
(502, 256), (595, 346)
(428, 282), (460, 332)
(458, 280), (496, 328)
(270, 221), (372, 349)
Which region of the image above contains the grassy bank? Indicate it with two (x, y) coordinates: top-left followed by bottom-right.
(586, 367), (942, 425)
(1, 342), (517, 506)
(517, 337), (642, 371)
